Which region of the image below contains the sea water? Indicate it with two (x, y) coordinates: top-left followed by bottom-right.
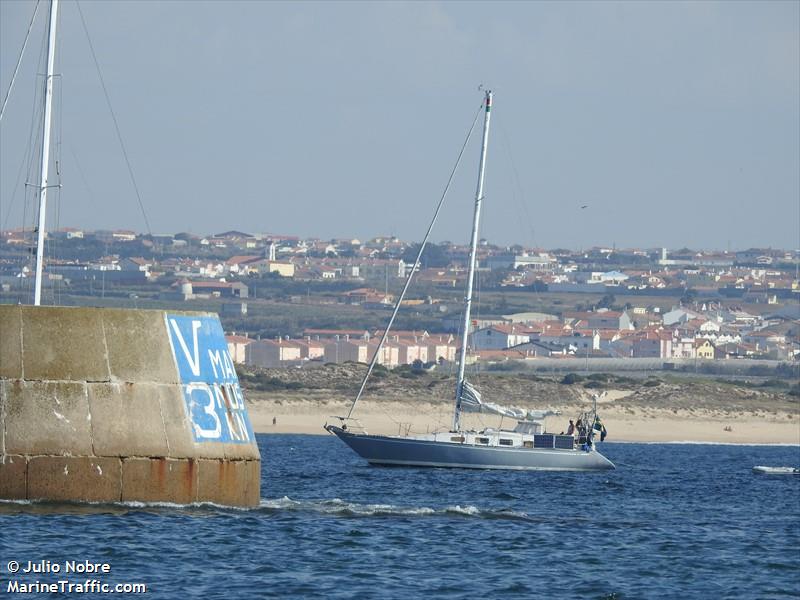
(1, 435), (798, 599)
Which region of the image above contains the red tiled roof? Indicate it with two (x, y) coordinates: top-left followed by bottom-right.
(226, 255), (262, 265)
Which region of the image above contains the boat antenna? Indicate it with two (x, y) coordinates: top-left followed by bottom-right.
(453, 89), (492, 432)
(33, 0), (60, 306)
(343, 99), (485, 421)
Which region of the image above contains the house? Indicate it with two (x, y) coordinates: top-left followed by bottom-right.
(392, 337), (429, 365)
(675, 318), (719, 339)
(120, 257), (153, 277)
(714, 342), (758, 358)
(742, 329), (787, 351)
(324, 339), (370, 364)
(318, 266), (339, 279)
(671, 337), (696, 359)
(485, 253), (556, 271)
(185, 280), (249, 298)
(338, 288), (394, 306)
(662, 307), (703, 327)
(264, 261), (295, 278)
(719, 308), (761, 326)
(617, 330), (673, 359)
(508, 340), (572, 357)
(226, 255), (263, 274)
(322, 339), (400, 367)
(574, 271), (629, 285)
(587, 310), (633, 331)
(470, 324), (535, 350)
(473, 348), (546, 362)
(538, 330), (600, 353)
(226, 334), (254, 364)
(292, 338), (326, 361)
(427, 335), (458, 363)
(302, 329), (371, 340)
(503, 312), (560, 324)
(94, 230), (136, 243)
(112, 230), (137, 242)
(369, 341), (400, 367)
(2, 229), (33, 245)
(51, 227), (84, 240)
(215, 230), (254, 243)
(246, 338), (302, 368)
(563, 309), (633, 331)
(694, 339), (715, 359)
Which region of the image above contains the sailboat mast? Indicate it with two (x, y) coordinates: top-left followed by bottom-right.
(453, 90), (492, 432)
(33, 0), (60, 306)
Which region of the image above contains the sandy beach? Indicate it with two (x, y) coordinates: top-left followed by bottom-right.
(247, 397), (800, 445)
(239, 364), (799, 445)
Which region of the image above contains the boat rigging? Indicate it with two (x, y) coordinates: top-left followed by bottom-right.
(326, 91), (615, 471)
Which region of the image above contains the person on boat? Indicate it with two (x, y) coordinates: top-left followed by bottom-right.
(566, 420), (575, 436)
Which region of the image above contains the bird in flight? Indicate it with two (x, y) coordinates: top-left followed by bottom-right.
(580, 205), (588, 209)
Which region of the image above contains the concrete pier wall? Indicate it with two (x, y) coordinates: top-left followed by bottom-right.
(0, 305), (260, 507)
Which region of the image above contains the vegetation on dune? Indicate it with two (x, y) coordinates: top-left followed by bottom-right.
(236, 363), (800, 417)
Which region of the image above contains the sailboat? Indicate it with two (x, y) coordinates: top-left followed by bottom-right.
(325, 91), (615, 471)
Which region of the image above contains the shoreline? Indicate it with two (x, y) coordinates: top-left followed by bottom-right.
(246, 398), (800, 446)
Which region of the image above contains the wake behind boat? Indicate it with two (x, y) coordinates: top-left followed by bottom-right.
(326, 90), (614, 472)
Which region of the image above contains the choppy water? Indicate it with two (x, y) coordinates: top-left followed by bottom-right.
(1, 435), (799, 599)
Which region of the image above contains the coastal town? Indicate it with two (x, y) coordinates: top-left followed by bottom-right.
(1, 227), (797, 370)
(1, 1), (797, 597)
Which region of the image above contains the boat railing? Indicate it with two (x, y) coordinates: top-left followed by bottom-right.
(329, 417), (368, 435)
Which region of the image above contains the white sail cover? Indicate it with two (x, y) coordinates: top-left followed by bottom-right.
(459, 380), (558, 421)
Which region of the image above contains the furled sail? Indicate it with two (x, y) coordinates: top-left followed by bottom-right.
(459, 380), (558, 421)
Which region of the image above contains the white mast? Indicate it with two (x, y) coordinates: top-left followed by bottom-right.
(33, 0), (60, 306)
(453, 90), (492, 432)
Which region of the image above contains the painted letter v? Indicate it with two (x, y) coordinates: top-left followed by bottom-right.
(170, 319), (202, 377)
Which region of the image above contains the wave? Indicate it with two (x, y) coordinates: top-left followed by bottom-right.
(257, 496), (533, 521)
(1, 496), (534, 521)
(0, 497), (251, 514)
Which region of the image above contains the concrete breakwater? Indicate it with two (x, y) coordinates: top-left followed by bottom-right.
(0, 305), (260, 507)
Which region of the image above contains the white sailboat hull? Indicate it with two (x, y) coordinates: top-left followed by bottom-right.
(326, 426), (615, 472)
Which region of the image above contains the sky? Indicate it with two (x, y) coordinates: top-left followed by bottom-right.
(1, 0), (798, 251)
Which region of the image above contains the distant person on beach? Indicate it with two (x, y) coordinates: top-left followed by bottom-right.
(566, 420), (575, 436)
(273, 417), (277, 426)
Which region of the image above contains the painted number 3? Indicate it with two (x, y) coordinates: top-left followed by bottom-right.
(186, 383), (222, 439)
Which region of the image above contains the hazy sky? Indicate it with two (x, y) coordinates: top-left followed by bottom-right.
(1, 0), (798, 250)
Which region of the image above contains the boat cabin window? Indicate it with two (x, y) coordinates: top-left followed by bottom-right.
(498, 439), (513, 446)
(523, 441), (533, 448)
(450, 436), (465, 443)
(476, 437), (490, 444)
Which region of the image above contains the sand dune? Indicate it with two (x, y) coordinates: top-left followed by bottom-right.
(239, 364), (799, 445)
(248, 397), (800, 445)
